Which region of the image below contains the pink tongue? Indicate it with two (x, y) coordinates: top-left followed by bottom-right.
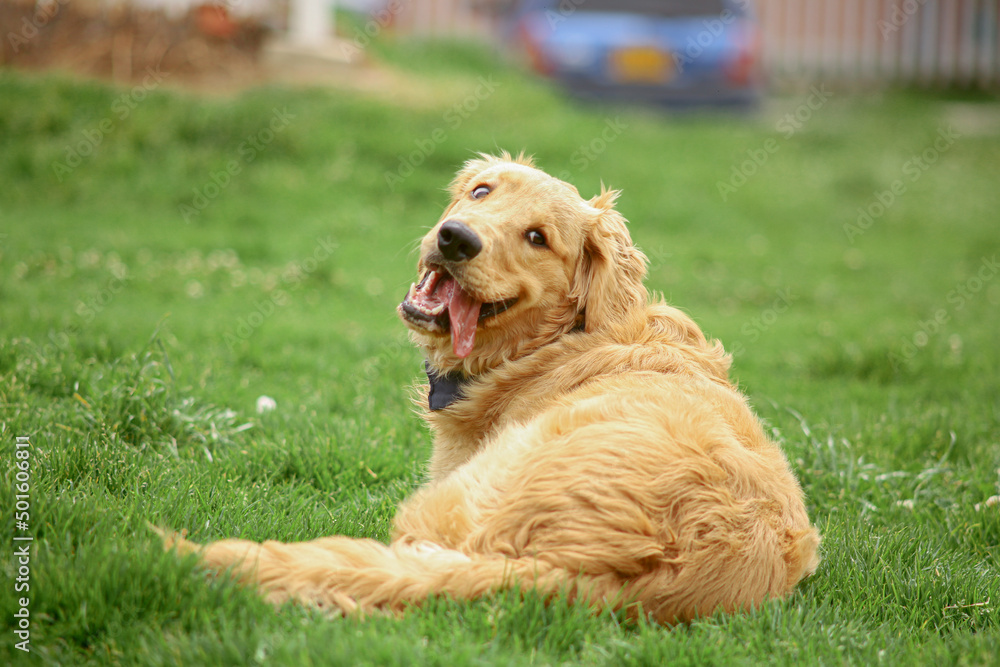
(445, 278), (482, 358)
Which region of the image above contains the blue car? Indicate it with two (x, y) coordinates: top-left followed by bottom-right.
(511, 0), (761, 108)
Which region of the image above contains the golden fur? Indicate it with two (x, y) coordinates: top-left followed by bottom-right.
(162, 152), (820, 623)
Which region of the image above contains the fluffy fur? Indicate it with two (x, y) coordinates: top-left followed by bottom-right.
(162, 152), (820, 623)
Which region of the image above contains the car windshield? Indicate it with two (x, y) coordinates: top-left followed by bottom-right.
(578, 0), (728, 17)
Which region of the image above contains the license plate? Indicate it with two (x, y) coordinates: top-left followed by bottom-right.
(609, 47), (674, 84)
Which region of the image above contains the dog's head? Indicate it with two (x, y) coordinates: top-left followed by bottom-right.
(399, 152), (648, 374)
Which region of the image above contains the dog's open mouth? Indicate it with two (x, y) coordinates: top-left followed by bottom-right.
(400, 268), (517, 358)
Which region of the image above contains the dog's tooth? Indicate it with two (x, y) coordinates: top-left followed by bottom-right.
(422, 270), (440, 294)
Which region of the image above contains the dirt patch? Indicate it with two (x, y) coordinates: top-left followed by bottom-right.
(1, 0), (268, 87)
(1, 1), (466, 105)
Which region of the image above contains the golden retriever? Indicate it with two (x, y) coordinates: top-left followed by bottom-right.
(163, 152), (820, 623)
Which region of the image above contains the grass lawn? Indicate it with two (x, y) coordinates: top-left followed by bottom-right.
(1, 39), (999, 665)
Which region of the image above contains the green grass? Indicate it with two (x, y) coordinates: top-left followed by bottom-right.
(1, 39), (999, 665)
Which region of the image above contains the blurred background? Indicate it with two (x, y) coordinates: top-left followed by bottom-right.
(2, 0), (999, 97)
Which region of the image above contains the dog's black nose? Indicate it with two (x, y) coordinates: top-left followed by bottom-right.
(437, 221), (482, 262)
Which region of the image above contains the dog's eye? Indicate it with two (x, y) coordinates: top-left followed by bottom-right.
(525, 229), (547, 247)
(471, 185), (491, 200)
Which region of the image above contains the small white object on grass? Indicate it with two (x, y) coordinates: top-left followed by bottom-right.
(974, 495), (999, 512)
(256, 395), (277, 414)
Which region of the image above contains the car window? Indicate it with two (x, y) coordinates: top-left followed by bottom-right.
(579, 1), (729, 17)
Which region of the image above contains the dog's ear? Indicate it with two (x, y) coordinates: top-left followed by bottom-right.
(573, 188), (648, 332)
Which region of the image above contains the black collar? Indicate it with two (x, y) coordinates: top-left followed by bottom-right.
(424, 317), (586, 411)
(426, 361), (473, 411)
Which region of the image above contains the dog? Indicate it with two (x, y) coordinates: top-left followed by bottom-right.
(162, 152), (820, 623)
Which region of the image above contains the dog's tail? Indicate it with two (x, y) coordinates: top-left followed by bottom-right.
(158, 529), (608, 615)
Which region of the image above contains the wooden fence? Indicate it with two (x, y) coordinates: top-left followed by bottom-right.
(756, 0), (999, 88)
